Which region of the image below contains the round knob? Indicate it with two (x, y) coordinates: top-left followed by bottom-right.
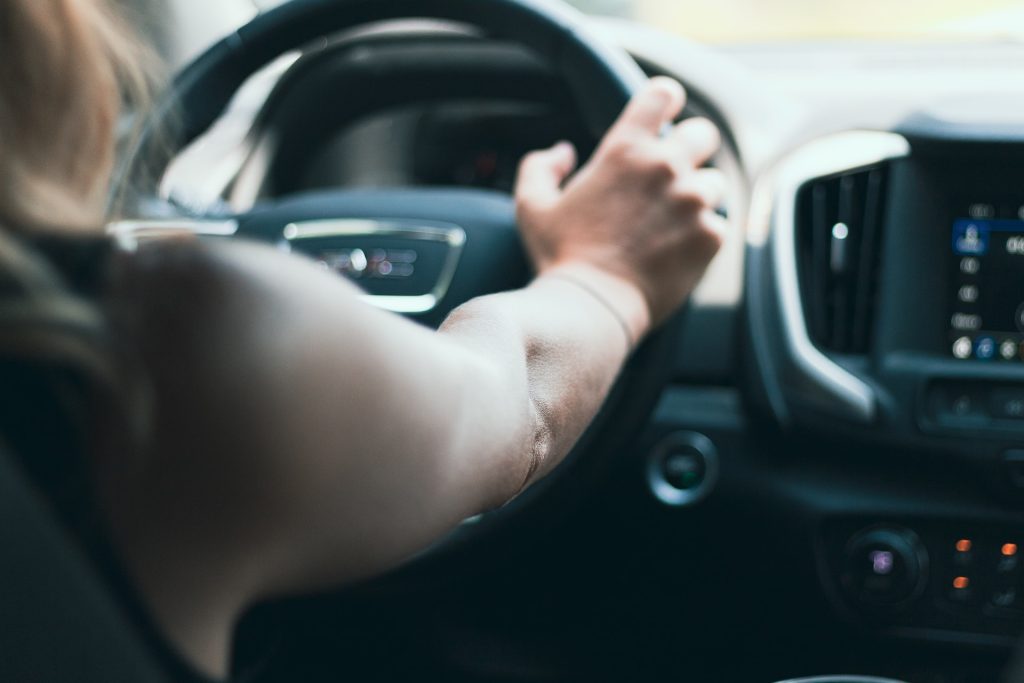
(840, 527), (928, 608)
(645, 432), (718, 506)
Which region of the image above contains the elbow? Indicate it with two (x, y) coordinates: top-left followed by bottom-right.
(515, 398), (555, 498)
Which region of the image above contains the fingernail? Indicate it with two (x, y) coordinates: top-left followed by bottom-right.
(643, 82), (670, 107)
(646, 76), (682, 102)
(690, 118), (720, 144)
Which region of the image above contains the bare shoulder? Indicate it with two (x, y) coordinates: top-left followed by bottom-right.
(103, 234), (451, 425)
(104, 237), (380, 441)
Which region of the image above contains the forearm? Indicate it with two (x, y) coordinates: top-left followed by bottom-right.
(438, 261), (650, 506)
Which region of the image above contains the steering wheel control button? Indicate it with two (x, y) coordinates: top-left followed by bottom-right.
(282, 219), (466, 315)
(646, 432), (718, 507)
(841, 527), (928, 608)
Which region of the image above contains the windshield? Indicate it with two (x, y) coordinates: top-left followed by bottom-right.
(566, 0), (1024, 43)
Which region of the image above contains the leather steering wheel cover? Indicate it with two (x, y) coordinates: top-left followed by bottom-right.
(118, 0), (648, 197)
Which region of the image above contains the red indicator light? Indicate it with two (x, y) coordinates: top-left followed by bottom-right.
(1002, 543), (1018, 557)
(953, 576), (970, 590)
(955, 539), (972, 553)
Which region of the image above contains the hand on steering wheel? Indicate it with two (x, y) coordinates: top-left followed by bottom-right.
(516, 76), (725, 335)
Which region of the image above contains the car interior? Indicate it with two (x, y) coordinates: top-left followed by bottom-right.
(5, 0), (1024, 681)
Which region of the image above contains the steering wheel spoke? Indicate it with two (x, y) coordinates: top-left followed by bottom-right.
(235, 187), (527, 327)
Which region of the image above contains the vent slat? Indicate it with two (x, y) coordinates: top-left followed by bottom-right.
(852, 169), (884, 351)
(810, 182), (831, 346)
(795, 165), (888, 355)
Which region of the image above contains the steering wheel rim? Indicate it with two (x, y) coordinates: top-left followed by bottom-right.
(116, 0), (648, 196)
(116, 0), (681, 575)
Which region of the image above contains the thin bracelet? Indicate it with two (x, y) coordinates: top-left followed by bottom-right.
(545, 272), (635, 352)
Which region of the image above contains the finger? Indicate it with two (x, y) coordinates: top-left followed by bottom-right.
(668, 117), (721, 168)
(699, 207), (729, 244)
(673, 168), (728, 210)
(608, 76), (686, 139)
(515, 141), (578, 210)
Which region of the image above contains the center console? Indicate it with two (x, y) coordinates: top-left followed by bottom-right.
(745, 124), (1024, 648)
(880, 143), (1024, 445)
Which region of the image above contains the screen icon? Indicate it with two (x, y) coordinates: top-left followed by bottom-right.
(958, 284), (979, 303)
(960, 257), (980, 274)
(976, 336), (996, 360)
(1002, 340), (1019, 361)
(953, 336), (973, 359)
(953, 220), (990, 256)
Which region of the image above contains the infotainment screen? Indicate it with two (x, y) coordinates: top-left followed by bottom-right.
(949, 208), (1024, 361)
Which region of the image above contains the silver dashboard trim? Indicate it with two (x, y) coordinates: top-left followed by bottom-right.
(107, 218), (240, 249)
(768, 131), (911, 423)
(282, 219), (467, 314)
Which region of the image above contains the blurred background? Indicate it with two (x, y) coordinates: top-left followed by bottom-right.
(122, 0), (1024, 68)
(569, 0), (1024, 43)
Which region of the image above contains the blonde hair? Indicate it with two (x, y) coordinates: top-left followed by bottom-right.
(0, 0), (155, 232)
(0, 1), (156, 479)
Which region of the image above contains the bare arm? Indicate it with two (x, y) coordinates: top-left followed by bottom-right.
(100, 78), (725, 674)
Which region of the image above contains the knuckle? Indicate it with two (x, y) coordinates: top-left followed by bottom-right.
(669, 184), (706, 211)
(517, 150), (542, 175)
(603, 137), (675, 182)
(514, 189), (537, 213)
(601, 137), (635, 164)
(644, 155), (677, 182)
(516, 198), (542, 221)
(695, 214), (726, 253)
(702, 224), (725, 252)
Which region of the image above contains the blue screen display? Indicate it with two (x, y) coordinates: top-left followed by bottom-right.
(949, 218), (1024, 361)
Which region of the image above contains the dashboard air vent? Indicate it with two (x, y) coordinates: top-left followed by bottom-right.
(795, 165), (888, 354)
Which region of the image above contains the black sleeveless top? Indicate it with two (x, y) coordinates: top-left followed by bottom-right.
(0, 232), (256, 683)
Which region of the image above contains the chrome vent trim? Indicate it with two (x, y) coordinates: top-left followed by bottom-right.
(797, 165), (888, 354)
(769, 131), (910, 423)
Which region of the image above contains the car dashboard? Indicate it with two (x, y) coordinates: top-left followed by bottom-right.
(158, 17), (1024, 683)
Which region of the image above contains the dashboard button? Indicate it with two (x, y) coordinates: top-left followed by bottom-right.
(992, 587), (1017, 608)
(997, 555), (1019, 574)
(991, 388), (1024, 420)
(997, 542), (1020, 574)
(928, 384), (990, 426)
(841, 527), (928, 608)
(949, 575), (974, 604)
(646, 432), (718, 507)
(1003, 450), (1024, 489)
(953, 538), (973, 567)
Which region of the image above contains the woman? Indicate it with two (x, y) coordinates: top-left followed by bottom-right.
(0, 0), (725, 678)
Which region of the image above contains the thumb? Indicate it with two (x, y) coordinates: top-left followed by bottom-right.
(608, 76), (685, 139)
(515, 141), (578, 211)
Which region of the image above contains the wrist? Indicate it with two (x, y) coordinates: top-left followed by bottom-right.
(538, 260), (652, 346)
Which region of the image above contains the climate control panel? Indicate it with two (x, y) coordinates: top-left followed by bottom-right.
(821, 519), (1024, 644)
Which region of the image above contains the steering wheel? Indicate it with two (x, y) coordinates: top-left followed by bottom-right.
(115, 0), (679, 574)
